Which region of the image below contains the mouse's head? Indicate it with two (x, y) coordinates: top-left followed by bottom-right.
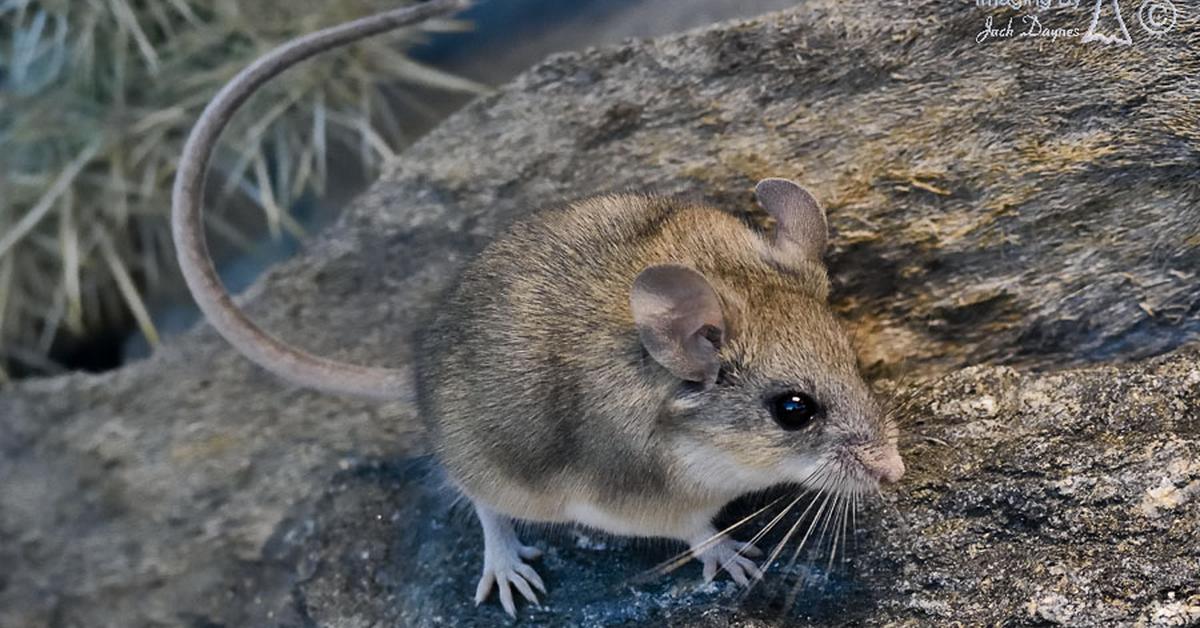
(630, 179), (903, 500)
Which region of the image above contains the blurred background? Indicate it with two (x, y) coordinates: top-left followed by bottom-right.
(0, 0), (796, 382)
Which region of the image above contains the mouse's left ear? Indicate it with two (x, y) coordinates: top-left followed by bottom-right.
(630, 264), (725, 386)
(755, 178), (828, 263)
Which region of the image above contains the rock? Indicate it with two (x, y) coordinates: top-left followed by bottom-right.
(2, 1), (1198, 626)
(287, 349), (1200, 627)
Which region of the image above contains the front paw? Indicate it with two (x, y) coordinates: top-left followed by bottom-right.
(692, 536), (763, 586)
(474, 542), (545, 617)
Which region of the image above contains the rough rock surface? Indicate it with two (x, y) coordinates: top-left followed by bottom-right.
(295, 349), (1200, 627)
(2, 1), (1198, 627)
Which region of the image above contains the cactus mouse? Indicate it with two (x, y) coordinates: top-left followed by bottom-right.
(172, 0), (905, 617)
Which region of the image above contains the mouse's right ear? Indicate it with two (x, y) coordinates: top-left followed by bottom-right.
(630, 264), (725, 386)
(755, 178), (828, 263)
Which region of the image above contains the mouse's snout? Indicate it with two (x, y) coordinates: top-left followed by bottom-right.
(853, 442), (906, 484)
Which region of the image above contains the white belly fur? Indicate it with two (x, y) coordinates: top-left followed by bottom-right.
(564, 499), (711, 540)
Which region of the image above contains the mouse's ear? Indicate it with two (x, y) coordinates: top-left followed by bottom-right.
(630, 264), (725, 386)
(755, 178), (828, 262)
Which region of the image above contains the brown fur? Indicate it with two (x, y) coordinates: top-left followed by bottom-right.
(417, 192), (896, 538)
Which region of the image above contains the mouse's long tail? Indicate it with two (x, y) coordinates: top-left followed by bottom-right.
(171, 0), (471, 400)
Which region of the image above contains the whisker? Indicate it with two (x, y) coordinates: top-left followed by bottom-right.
(780, 485), (836, 574)
(759, 468), (835, 573)
(725, 489), (807, 570)
(820, 494), (841, 575)
(773, 488), (838, 621)
(894, 433), (952, 448)
(637, 494), (784, 581)
(831, 491), (851, 573)
(730, 461), (834, 567)
(850, 489), (860, 558)
(640, 461), (843, 591)
(733, 466), (836, 604)
(821, 475), (848, 544)
(716, 489), (817, 585)
(815, 491), (842, 573)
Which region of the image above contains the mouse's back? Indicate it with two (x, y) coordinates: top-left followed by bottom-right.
(416, 194), (695, 503)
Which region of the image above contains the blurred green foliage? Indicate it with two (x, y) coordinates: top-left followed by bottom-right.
(0, 0), (483, 379)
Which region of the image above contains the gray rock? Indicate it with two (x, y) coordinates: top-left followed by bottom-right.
(2, 1), (1198, 626)
(296, 349), (1200, 627)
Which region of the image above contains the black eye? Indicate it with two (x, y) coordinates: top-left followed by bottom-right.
(770, 391), (819, 430)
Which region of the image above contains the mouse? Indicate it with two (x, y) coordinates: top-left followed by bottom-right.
(171, 0), (905, 618)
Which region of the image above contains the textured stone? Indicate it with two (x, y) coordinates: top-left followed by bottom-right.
(291, 350), (1200, 627)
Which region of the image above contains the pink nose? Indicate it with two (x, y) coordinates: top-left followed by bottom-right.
(858, 445), (905, 484)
